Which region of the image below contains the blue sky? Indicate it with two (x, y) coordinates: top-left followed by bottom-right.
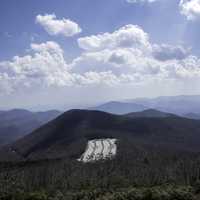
(1, 0), (200, 110)
(0, 0), (190, 59)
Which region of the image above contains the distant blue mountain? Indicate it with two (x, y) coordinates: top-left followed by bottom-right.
(125, 109), (177, 118)
(89, 95), (200, 119)
(0, 109), (61, 146)
(89, 101), (147, 114)
(128, 95), (200, 115)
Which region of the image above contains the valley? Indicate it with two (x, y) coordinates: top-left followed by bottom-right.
(1, 0), (200, 197)
(0, 108), (200, 199)
(0, 109), (61, 146)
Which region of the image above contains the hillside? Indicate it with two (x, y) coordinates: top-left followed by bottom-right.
(2, 109), (200, 161)
(184, 113), (200, 120)
(125, 109), (177, 118)
(0, 109), (61, 146)
(1, 109), (200, 197)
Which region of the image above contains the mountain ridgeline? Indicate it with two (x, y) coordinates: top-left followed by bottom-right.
(0, 109), (61, 146)
(124, 109), (177, 118)
(91, 95), (200, 118)
(89, 101), (147, 114)
(1, 109), (200, 198)
(1, 109), (200, 162)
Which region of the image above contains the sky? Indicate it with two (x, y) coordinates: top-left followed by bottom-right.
(1, 0), (200, 110)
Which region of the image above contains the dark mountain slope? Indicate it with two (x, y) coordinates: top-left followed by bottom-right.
(0, 109), (61, 146)
(2, 109), (200, 161)
(184, 113), (200, 120)
(125, 109), (177, 118)
(89, 101), (147, 114)
(2, 110), (200, 194)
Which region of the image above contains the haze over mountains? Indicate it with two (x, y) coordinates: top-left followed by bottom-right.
(124, 109), (177, 118)
(1, 96), (200, 198)
(129, 95), (200, 115)
(2, 0), (200, 197)
(0, 109), (61, 146)
(91, 95), (200, 119)
(89, 101), (147, 115)
(0, 94), (200, 147)
(2, 108), (200, 162)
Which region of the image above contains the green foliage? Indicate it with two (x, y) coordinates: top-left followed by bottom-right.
(0, 191), (47, 200)
(0, 186), (196, 200)
(193, 180), (200, 194)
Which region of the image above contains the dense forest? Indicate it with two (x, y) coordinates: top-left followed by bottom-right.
(1, 139), (200, 199)
(1, 110), (200, 199)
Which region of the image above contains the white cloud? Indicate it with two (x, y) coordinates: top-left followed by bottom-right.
(36, 14), (82, 37)
(126, 0), (158, 3)
(1, 25), (200, 95)
(0, 41), (132, 94)
(0, 41), (75, 93)
(152, 44), (190, 61)
(74, 24), (200, 84)
(179, 0), (200, 20)
(78, 25), (151, 52)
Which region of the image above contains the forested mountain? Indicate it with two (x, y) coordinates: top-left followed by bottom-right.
(124, 109), (177, 118)
(0, 109), (61, 146)
(2, 109), (200, 162)
(1, 109), (200, 199)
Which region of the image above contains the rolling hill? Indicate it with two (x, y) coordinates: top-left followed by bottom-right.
(125, 109), (177, 118)
(0, 109), (61, 146)
(1, 109), (200, 196)
(2, 109), (200, 161)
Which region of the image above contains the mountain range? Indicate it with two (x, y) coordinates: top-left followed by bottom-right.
(0, 109), (61, 146)
(1, 94), (200, 148)
(89, 101), (147, 114)
(129, 95), (200, 115)
(1, 109), (200, 162)
(124, 109), (177, 118)
(91, 95), (200, 118)
(1, 107), (200, 196)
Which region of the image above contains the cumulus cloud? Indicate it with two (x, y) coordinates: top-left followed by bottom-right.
(152, 44), (190, 61)
(126, 0), (158, 3)
(179, 0), (200, 20)
(36, 14), (82, 37)
(1, 25), (200, 94)
(0, 41), (75, 93)
(0, 41), (132, 94)
(74, 24), (200, 84)
(78, 25), (151, 52)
